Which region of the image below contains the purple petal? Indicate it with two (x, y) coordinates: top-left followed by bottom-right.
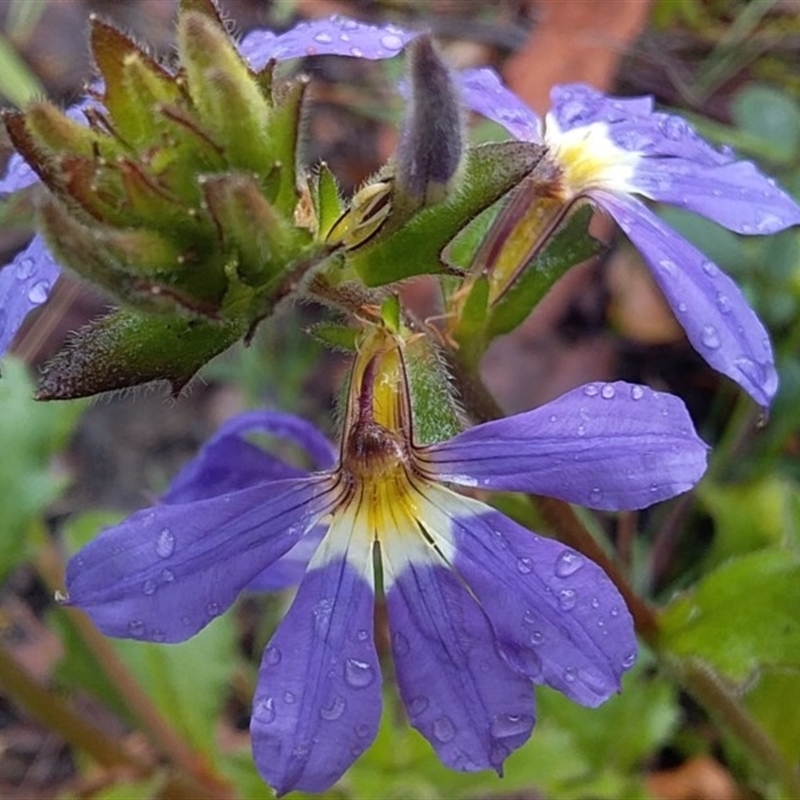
(598, 190), (778, 406)
(458, 68), (542, 142)
(425, 381), (707, 510)
(0, 235), (61, 357)
(632, 159), (800, 235)
(65, 476), (339, 643)
(550, 83), (654, 132)
(247, 524), (326, 593)
(251, 543), (380, 795)
(0, 153), (38, 194)
(419, 487), (636, 706)
(239, 16), (417, 71)
(162, 410), (336, 503)
(383, 528), (535, 774)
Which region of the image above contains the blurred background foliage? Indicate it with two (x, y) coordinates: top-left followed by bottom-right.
(1, 0), (800, 798)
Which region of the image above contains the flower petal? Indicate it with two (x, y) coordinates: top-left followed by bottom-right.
(458, 67), (542, 142)
(598, 190), (778, 406)
(425, 381), (707, 510)
(247, 525), (326, 593)
(162, 410), (336, 503)
(65, 476), (339, 642)
(550, 83), (654, 132)
(239, 16), (416, 70)
(631, 159), (800, 235)
(382, 507), (535, 775)
(0, 235), (60, 357)
(0, 153), (38, 194)
(251, 525), (380, 795)
(418, 486), (636, 707)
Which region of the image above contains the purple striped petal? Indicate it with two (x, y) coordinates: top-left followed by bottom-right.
(419, 487), (636, 706)
(597, 190), (778, 406)
(239, 16), (416, 71)
(0, 153), (38, 194)
(458, 68), (542, 142)
(550, 83), (654, 133)
(425, 381), (707, 510)
(65, 476), (339, 643)
(251, 540), (380, 795)
(0, 235), (60, 357)
(162, 410), (336, 503)
(632, 159), (800, 235)
(247, 525), (326, 593)
(383, 528), (535, 774)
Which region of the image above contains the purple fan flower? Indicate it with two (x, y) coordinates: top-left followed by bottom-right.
(63, 326), (707, 794)
(0, 16), (418, 359)
(459, 68), (800, 408)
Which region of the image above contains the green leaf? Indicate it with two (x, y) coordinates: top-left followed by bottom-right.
(347, 141), (546, 287)
(488, 204), (599, 337)
(743, 667), (800, 765)
(0, 357), (84, 581)
(0, 32), (45, 106)
(660, 549), (800, 682)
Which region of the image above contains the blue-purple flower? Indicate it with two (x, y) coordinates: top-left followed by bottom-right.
(0, 15), (416, 357)
(63, 326), (707, 794)
(458, 69), (800, 408)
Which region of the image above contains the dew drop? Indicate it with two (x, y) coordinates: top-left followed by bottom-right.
(658, 258), (677, 275)
(715, 292), (732, 314)
(583, 383), (599, 397)
(677, 302), (687, 313)
(557, 589), (578, 611)
(16, 257), (35, 280)
(350, 46), (363, 57)
(408, 696), (429, 716)
(630, 385), (644, 401)
(601, 383), (615, 399)
(142, 579), (156, 596)
(700, 324), (721, 349)
(588, 487), (603, 504)
(491, 529), (508, 549)
(380, 33), (404, 50)
(313, 598), (334, 636)
(155, 528), (175, 558)
(160, 568), (175, 583)
(735, 356), (767, 387)
(610, 606), (620, 617)
(577, 424), (587, 437)
(523, 609), (536, 625)
(344, 658), (375, 689)
(355, 723), (371, 737)
(701, 260), (719, 277)
(283, 691), (296, 704)
(490, 713), (531, 738)
(27, 280), (50, 304)
(128, 620), (145, 637)
(563, 666), (578, 683)
(206, 602), (220, 618)
(265, 645), (282, 666)
(356, 629), (369, 642)
(392, 631), (410, 657)
(549, 414), (558, 423)
(530, 630), (544, 646)
(320, 695), (346, 721)
(433, 716), (456, 743)
(313, 32), (333, 44)
(254, 696), (275, 724)
(151, 629), (166, 643)
(516, 557), (532, 574)
(591, 596), (600, 609)
(622, 651), (636, 668)
(555, 550), (585, 578)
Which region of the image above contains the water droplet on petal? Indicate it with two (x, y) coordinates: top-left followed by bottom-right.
(356, 629), (369, 642)
(701, 260), (719, 277)
(557, 589), (578, 611)
(516, 557), (532, 574)
(583, 384), (599, 397)
(27, 280), (50, 304)
(313, 598), (334, 636)
(555, 550), (585, 578)
(283, 691), (296, 704)
(549, 414), (558, 423)
(392, 631), (410, 657)
(610, 606), (620, 617)
(658, 258), (677, 275)
(380, 33), (404, 50)
(433, 716), (456, 743)
(320, 695), (346, 721)
(588, 487), (603, 504)
(530, 630), (544, 646)
(206, 602), (220, 618)
(563, 666), (578, 683)
(265, 645), (281, 666)
(128, 620), (145, 637)
(142, 579), (156, 596)
(160, 568), (175, 583)
(735, 356), (767, 387)
(151, 629), (166, 642)
(313, 32), (333, 44)
(630, 385), (644, 401)
(716, 292), (732, 314)
(622, 651), (636, 668)
(591, 597), (600, 609)
(350, 46), (363, 57)
(577, 424), (587, 437)
(701, 324), (721, 349)
(677, 302), (687, 314)
(17, 258), (35, 279)
(601, 384), (615, 399)
(355, 723), (371, 737)
(254, 696), (275, 724)
(490, 713), (531, 738)
(408, 696), (429, 716)
(344, 658), (375, 689)
(155, 528), (175, 558)
(523, 609), (536, 625)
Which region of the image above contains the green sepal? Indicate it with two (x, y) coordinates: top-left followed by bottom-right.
(310, 162), (344, 240)
(307, 322), (359, 352)
(380, 294), (402, 334)
(405, 334), (462, 446)
(178, 11), (273, 172)
(38, 196), (226, 315)
(346, 141), (546, 287)
(451, 274), (490, 363)
(200, 172), (305, 286)
(488, 204), (600, 337)
(89, 17), (183, 147)
(36, 309), (247, 399)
